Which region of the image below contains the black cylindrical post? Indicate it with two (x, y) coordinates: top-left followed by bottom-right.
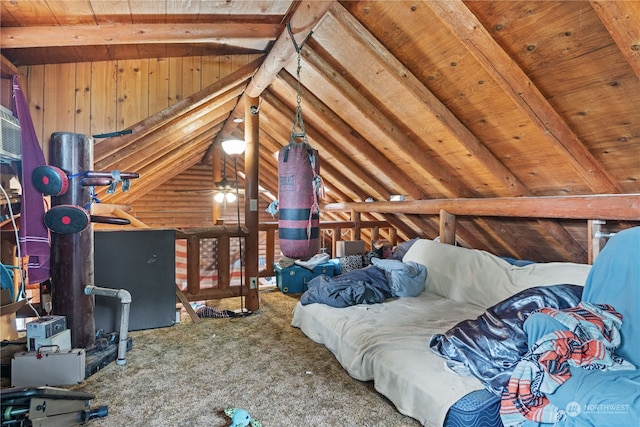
(49, 132), (95, 349)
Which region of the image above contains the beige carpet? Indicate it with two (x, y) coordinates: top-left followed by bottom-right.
(69, 289), (422, 426)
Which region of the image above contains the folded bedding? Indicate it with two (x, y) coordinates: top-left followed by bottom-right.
(300, 259), (426, 307)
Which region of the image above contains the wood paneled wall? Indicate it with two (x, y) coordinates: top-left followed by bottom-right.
(18, 54), (261, 161)
(16, 54), (263, 230)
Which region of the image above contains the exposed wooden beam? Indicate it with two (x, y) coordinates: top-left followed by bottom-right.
(1, 54), (19, 78)
(268, 72), (393, 201)
(96, 88), (242, 171)
(325, 194), (640, 221)
(94, 58), (262, 163)
(0, 23), (281, 48)
(315, 4), (579, 260)
(296, 46), (450, 199)
(245, 1), (334, 97)
(590, 0), (640, 81)
(425, 0), (623, 194)
(325, 3), (530, 197)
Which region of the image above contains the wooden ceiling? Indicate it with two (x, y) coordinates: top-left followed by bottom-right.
(2, 1), (639, 263)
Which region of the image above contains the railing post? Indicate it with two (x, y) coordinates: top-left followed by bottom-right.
(389, 227), (398, 246)
(186, 235), (200, 295)
(333, 226), (341, 257)
(218, 234), (230, 290)
(439, 209), (457, 245)
(372, 226), (380, 244)
(352, 211), (361, 240)
(264, 228), (275, 276)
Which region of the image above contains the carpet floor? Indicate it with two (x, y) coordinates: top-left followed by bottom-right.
(65, 289), (422, 426)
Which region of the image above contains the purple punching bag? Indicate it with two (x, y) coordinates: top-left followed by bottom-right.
(278, 143), (321, 260)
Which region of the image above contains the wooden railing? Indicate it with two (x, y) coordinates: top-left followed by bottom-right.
(175, 218), (396, 303)
(176, 193), (640, 304)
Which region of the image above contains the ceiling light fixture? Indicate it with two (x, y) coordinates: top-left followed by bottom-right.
(221, 139), (246, 156)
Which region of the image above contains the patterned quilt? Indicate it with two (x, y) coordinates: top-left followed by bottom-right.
(500, 302), (635, 426)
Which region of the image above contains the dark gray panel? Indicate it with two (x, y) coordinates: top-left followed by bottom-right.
(94, 229), (176, 332)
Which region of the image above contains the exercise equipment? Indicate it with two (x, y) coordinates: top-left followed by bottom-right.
(277, 143), (322, 260)
(1, 386), (108, 426)
(32, 165), (139, 197)
(43, 205), (131, 234)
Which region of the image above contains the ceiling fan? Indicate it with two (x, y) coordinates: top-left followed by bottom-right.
(174, 153), (276, 202)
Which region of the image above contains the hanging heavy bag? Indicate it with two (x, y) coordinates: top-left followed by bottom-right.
(278, 143), (321, 260)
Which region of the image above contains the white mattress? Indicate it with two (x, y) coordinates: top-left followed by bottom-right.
(291, 240), (592, 426)
(291, 292), (487, 427)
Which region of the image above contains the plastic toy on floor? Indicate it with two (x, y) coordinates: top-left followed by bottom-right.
(224, 407), (262, 427)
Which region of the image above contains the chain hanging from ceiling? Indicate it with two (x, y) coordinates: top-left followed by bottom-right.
(288, 22), (312, 144)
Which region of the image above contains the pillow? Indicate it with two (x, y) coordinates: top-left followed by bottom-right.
(403, 239), (591, 308)
(370, 258), (426, 297)
(429, 284), (583, 394)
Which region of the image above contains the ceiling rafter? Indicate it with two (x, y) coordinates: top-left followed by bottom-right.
(305, 4), (559, 259)
(295, 46), (442, 199)
(590, 0), (640, 81)
(266, 74), (392, 200)
(329, 1), (586, 261)
(103, 124), (222, 204)
(94, 58), (262, 163)
(425, 0), (622, 194)
(328, 2), (530, 198)
(274, 67), (426, 200)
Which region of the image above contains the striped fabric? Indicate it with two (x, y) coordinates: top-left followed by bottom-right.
(500, 302), (633, 426)
(175, 239), (242, 290)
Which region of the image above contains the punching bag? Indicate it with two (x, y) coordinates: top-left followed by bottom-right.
(278, 143), (321, 260)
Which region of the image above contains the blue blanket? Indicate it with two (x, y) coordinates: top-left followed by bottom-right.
(504, 226), (640, 427)
(300, 265), (391, 307)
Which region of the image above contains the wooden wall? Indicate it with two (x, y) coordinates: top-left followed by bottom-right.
(18, 54), (261, 162)
(17, 54), (262, 229)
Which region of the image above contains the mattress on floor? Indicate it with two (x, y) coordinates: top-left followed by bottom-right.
(445, 389), (502, 427)
(291, 292), (495, 427)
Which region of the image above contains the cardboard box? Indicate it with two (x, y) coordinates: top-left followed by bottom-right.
(1, 289), (26, 341)
(335, 240), (365, 257)
(275, 262), (336, 294)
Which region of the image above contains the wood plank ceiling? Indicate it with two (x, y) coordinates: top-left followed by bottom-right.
(1, 0), (639, 263)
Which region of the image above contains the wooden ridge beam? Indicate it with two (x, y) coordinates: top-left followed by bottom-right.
(245, 1), (334, 97)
